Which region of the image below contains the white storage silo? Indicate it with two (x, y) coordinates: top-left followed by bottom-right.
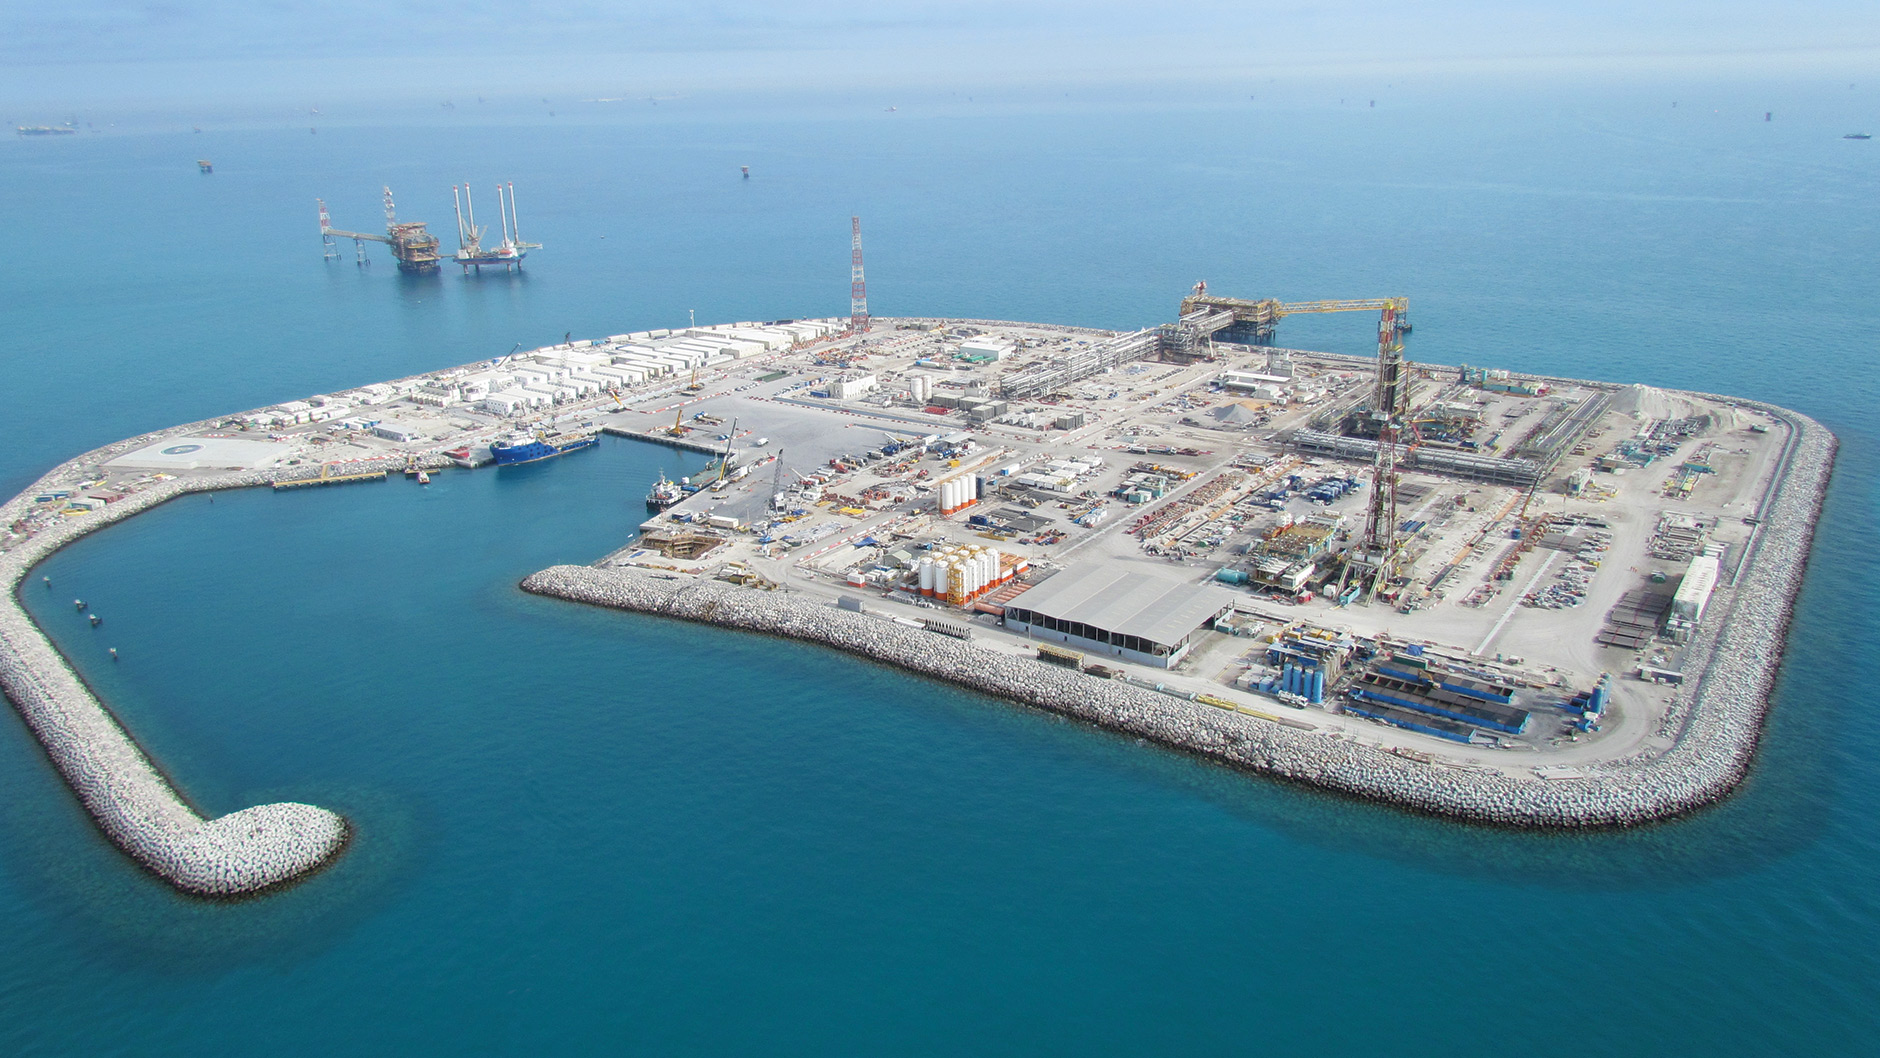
(933, 561), (950, 598)
(919, 556), (935, 596)
(985, 547), (1003, 584)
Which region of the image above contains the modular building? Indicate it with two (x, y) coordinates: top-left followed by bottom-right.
(1001, 565), (1238, 668)
(832, 374), (878, 399)
(1671, 554), (1720, 624)
(371, 421), (424, 443)
(959, 338), (1013, 361)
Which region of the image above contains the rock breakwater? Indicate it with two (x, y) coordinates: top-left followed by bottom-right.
(1, 472), (349, 895)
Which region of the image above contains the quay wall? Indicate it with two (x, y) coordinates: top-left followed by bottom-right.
(522, 410), (1836, 826)
(0, 467), (356, 895)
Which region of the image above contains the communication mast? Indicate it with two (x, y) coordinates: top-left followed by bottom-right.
(850, 216), (870, 334)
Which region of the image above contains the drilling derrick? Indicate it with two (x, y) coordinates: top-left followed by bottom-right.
(1358, 299), (1413, 597)
(849, 216), (870, 334)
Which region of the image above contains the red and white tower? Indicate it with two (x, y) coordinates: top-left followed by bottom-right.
(849, 215), (870, 334)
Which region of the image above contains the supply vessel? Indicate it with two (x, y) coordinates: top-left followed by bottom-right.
(491, 423), (600, 465)
(645, 471), (684, 511)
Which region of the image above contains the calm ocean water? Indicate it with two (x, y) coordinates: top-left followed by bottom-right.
(2, 82), (1877, 1054)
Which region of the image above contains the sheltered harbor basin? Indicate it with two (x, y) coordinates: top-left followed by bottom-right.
(0, 314), (1841, 896)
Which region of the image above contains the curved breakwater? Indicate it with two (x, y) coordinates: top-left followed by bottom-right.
(522, 409), (1836, 826)
(0, 469), (351, 896)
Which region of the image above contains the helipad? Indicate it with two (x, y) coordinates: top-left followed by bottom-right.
(105, 436), (295, 471)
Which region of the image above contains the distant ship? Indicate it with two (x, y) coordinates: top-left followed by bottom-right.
(1846, 132), (1873, 140)
(17, 125), (76, 136)
(491, 423), (600, 465)
(646, 471), (683, 511)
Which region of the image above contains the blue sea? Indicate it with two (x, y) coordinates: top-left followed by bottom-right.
(2, 80), (1877, 1055)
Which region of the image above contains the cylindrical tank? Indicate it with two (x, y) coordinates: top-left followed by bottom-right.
(919, 556), (935, 596)
(1312, 669), (1325, 703)
(985, 547), (1003, 583)
(968, 475), (979, 501)
(944, 479), (960, 512)
(933, 562), (950, 598)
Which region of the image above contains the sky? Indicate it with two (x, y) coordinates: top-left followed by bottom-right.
(4, 1), (1879, 109)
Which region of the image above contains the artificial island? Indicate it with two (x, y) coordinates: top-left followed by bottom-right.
(0, 271), (1836, 896)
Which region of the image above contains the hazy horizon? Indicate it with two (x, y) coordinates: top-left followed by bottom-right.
(5, 1), (1880, 113)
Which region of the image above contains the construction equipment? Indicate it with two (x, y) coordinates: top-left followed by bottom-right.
(714, 417), (739, 482)
(667, 405), (689, 437)
(318, 187), (441, 273)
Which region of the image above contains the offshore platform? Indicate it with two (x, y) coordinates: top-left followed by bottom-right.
(319, 187), (441, 274)
(319, 183), (540, 275)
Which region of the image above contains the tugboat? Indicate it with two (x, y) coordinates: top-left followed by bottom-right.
(646, 471), (683, 512)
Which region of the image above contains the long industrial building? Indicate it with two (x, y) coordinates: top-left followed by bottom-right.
(1000, 564), (1238, 668)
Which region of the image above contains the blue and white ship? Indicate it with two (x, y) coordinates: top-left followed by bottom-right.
(491, 423), (600, 465)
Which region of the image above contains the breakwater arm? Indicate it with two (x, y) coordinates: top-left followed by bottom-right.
(0, 473), (348, 895)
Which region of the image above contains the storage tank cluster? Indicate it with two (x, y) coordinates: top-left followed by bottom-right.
(1258, 663), (1325, 704)
(937, 474), (980, 516)
(909, 375), (933, 403)
(917, 544), (1012, 606)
